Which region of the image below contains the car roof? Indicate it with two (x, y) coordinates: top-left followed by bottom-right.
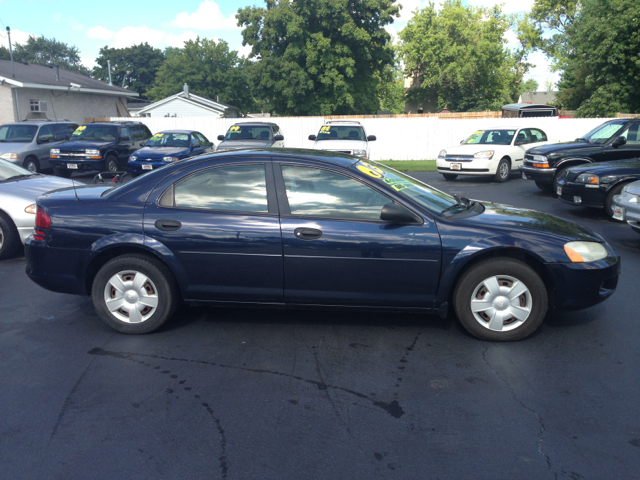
(230, 122), (279, 128)
(84, 122), (144, 127)
(2, 121), (75, 126)
(158, 130), (195, 134)
(323, 121), (363, 126)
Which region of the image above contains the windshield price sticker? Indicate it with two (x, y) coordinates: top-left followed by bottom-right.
(153, 133), (163, 138)
(72, 126), (86, 136)
(229, 126), (242, 133)
(357, 161), (385, 178)
(319, 126), (331, 133)
(383, 178), (412, 192)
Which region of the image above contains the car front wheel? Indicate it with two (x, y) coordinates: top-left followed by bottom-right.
(91, 254), (179, 334)
(494, 158), (510, 182)
(106, 155), (118, 172)
(442, 173), (458, 180)
(453, 258), (548, 341)
(535, 180), (553, 192)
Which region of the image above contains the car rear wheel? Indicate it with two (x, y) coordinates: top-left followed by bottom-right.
(23, 157), (40, 173)
(53, 167), (71, 178)
(91, 254), (179, 334)
(442, 173), (458, 180)
(604, 182), (630, 220)
(453, 258), (548, 341)
(494, 158), (510, 182)
(106, 155), (118, 173)
(0, 213), (20, 260)
(535, 180), (553, 192)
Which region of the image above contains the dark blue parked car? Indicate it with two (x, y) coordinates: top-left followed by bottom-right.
(127, 130), (214, 176)
(25, 149), (620, 341)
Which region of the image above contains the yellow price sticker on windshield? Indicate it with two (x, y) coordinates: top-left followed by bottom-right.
(229, 126), (241, 132)
(357, 161), (385, 178)
(153, 133), (163, 138)
(319, 126), (331, 133)
(72, 126), (86, 135)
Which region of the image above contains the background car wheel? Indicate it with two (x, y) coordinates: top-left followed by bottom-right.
(0, 213), (21, 260)
(442, 173), (458, 180)
(494, 158), (511, 182)
(106, 155), (119, 173)
(535, 180), (553, 192)
(453, 258), (548, 341)
(53, 168), (71, 178)
(553, 166), (570, 193)
(91, 254), (179, 334)
(23, 157), (40, 173)
(604, 182), (631, 220)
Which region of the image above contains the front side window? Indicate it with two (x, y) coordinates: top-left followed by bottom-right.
(528, 129), (547, 142)
(316, 125), (365, 141)
(281, 165), (390, 221)
(619, 124), (640, 144)
(0, 125), (38, 143)
(173, 164), (268, 213)
(37, 125), (54, 142)
(71, 125), (118, 141)
(582, 121), (626, 144)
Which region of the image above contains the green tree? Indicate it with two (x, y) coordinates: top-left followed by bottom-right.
(92, 43), (165, 99)
(148, 38), (254, 113)
(399, 1), (531, 112)
(528, 0), (580, 70)
(12, 36), (90, 75)
(519, 78), (539, 94)
(0, 46), (10, 61)
(377, 62), (405, 114)
(237, 0), (400, 116)
(557, 0), (640, 116)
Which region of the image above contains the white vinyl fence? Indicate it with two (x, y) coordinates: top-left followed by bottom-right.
(110, 116), (615, 161)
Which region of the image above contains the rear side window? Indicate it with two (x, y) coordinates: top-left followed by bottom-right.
(620, 124), (640, 144)
(528, 129), (547, 142)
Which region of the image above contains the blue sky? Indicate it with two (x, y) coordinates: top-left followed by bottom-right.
(0, 0), (556, 88)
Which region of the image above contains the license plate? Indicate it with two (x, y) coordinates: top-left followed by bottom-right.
(67, 163), (78, 169)
(522, 172), (527, 179)
(556, 186), (562, 195)
(451, 163), (462, 171)
(142, 164), (153, 170)
(613, 205), (625, 221)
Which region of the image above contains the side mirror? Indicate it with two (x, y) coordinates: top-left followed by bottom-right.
(38, 137), (50, 144)
(367, 135), (376, 142)
(308, 135), (316, 141)
(217, 135), (225, 141)
(380, 203), (420, 224)
(612, 136), (626, 148)
(460, 139), (464, 144)
(274, 134), (284, 141)
(121, 135), (130, 141)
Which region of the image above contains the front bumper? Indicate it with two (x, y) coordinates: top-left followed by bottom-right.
(545, 255), (620, 310)
(436, 158), (493, 175)
(520, 164), (557, 182)
(128, 160), (169, 174)
(50, 158), (106, 172)
(555, 178), (607, 208)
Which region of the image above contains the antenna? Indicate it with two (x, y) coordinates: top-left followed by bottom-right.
(71, 177), (79, 201)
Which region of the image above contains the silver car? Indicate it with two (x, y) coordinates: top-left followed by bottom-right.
(0, 159), (75, 259)
(0, 121), (78, 173)
(612, 179), (640, 234)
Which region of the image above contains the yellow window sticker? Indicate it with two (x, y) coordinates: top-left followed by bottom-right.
(153, 133), (164, 138)
(72, 126), (87, 135)
(357, 161), (385, 178)
(319, 126), (331, 133)
(229, 126), (241, 132)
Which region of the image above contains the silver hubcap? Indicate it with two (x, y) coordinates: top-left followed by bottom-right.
(103, 270), (159, 323)
(499, 162), (508, 177)
(108, 161), (117, 172)
(0, 225), (4, 250)
(470, 275), (532, 332)
(26, 162), (37, 173)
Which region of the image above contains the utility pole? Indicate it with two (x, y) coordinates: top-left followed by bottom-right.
(6, 27), (15, 78)
(107, 59), (113, 85)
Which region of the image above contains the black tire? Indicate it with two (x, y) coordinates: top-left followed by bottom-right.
(23, 157), (40, 173)
(442, 173), (458, 180)
(453, 258), (548, 341)
(535, 180), (553, 192)
(0, 213), (21, 260)
(604, 182), (631, 220)
(106, 155), (118, 173)
(53, 167), (71, 178)
(91, 254), (179, 334)
(494, 158), (511, 182)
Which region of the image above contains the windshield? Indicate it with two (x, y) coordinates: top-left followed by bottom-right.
(71, 125), (118, 141)
(317, 125), (365, 141)
(0, 158), (33, 181)
(145, 132), (191, 148)
(350, 160), (462, 215)
(0, 125), (38, 143)
(464, 129), (515, 145)
(581, 121), (626, 144)
(224, 125), (272, 141)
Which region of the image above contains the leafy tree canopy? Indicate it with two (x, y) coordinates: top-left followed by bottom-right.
(0, 46), (10, 61)
(92, 43), (165, 99)
(12, 35), (90, 75)
(148, 37), (254, 113)
(519, 78), (540, 94)
(377, 60), (405, 114)
(528, 0), (580, 69)
(237, 0), (400, 116)
(399, 0), (531, 112)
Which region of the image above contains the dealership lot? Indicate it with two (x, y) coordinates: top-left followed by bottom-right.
(1, 172), (639, 479)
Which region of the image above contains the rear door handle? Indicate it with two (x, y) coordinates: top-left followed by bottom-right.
(155, 219), (182, 231)
(294, 228), (322, 240)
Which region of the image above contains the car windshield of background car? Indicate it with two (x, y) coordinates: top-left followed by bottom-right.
(71, 125), (118, 141)
(0, 125), (38, 143)
(350, 160), (460, 215)
(316, 125), (365, 141)
(464, 130), (515, 145)
(224, 125), (272, 141)
(145, 133), (191, 148)
(582, 122), (626, 144)
(0, 159), (33, 181)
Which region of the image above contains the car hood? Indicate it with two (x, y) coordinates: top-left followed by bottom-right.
(528, 141), (597, 155)
(134, 146), (190, 158)
(0, 175), (76, 202)
(217, 140), (273, 150)
(56, 140), (114, 150)
(443, 144), (508, 155)
(313, 139), (367, 151)
(567, 158), (640, 175)
(0, 142), (34, 153)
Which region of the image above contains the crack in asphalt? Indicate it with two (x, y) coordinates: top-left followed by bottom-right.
(87, 347), (405, 419)
(481, 343), (557, 480)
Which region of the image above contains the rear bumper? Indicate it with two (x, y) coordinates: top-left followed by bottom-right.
(520, 164), (557, 182)
(25, 239), (88, 296)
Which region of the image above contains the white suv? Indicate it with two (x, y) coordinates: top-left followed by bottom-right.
(309, 121), (376, 158)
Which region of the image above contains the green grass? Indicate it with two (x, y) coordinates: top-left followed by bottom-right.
(377, 160), (437, 172)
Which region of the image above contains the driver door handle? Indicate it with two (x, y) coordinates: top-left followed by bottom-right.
(294, 228), (322, 240)
(155, 219), (182, 231)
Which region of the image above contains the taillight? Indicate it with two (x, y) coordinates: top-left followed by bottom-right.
(36, 207), (51, 229)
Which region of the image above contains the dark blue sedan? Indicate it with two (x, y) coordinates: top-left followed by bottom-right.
(127, 130), (214, 176)
(25, 149), (620, 341)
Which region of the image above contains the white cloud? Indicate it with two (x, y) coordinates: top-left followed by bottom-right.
(7, 29), (34, 46)
(385, 25), (400, 45)
(523, 51), (560, 89)
(173, 1), (238, 30)
(467, 0), (535, 14)
(81, 56), (97, 70)
(165, 31), (199, 49)
(237, 43), (252, 58)
(87, 26), (114, 40)
(396, 0), (430, 22)
(503, 28), (519, 48)
(109, 26), (166, 49)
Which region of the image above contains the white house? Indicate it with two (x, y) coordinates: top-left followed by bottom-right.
(136, 84), (240, 118)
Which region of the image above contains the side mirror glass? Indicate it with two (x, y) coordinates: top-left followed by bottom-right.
(460, 139), (464, 144)
(380, 202), (420, 224)
(274, 134), (284, 141)
(612, 136), (627, 147)
(308, 135), (316, 141)
(367, 135), (376, 142)
(217, 135), (225, 141)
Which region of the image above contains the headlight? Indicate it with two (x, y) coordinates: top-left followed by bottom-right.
(0, 152), (20, 160)
(352, 150), (366, 157)
(621, 183), (640, 194)
(474, 151), (494, 159)
(24, 204), (37, 214)
(576, 173), (599, 184)
(563, 241), (608, 263)
(50, 149), (60, 155)
(163, 156), (179, 162)
(438, 150), (447, 158)
(532, 155), (547, 162)
(85, 149), (100, 155)
(129, 156), (137, 162)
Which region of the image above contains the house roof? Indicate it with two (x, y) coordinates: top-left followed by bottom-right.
(0, 59), (138, 97)
(518, 91), (558, 105)
(137, 91), (239, 115)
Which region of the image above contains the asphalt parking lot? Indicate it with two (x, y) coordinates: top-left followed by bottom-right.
(1, 171), (639, 480)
